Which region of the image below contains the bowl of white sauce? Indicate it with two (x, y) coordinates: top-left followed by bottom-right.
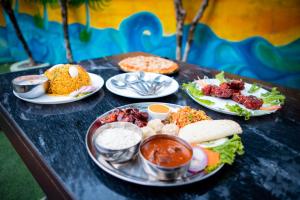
(12, 75), (49, 99)
(93, 122), (142, 163)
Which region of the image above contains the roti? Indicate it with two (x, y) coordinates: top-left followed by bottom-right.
(118, 56), (179, 74)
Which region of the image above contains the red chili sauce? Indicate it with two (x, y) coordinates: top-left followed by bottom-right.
(141, 137), (192, 167)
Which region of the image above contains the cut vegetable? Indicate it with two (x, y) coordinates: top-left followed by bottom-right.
(188, 146), (208, 174)
(260, 105), (281, 111)
(199, 138), (229, 148)
(202, 148), (220, 169)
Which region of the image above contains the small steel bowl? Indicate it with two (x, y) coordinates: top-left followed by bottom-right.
(12, 75), (49, 99)
(139, 134), (193, 181)
(93, 122), (142, 163)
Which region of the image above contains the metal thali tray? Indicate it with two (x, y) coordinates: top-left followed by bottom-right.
(86, 102), (223, 187)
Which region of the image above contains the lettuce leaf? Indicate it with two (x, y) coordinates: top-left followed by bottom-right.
(215, 71), (227, 83)
(261, 87), (285, 105)
(248, 83), (261, 93)
(211, 134), (244, 165)
(182, 82), (203, 97)
(204, 134), (244, 173)
(225, 103), (251, 120)
(182, 82), (215, 106)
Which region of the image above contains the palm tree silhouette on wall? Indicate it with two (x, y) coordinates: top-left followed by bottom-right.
(1, 0), (36, 66)
(58, 0), (110, 63)
(31, 0), (57, 30)
(78, 0), (111, 42)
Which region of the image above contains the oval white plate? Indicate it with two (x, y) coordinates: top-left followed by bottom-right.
(186, 79), (279, 116)
(106, 72), (179, 99)
(13, 73), (104, 104)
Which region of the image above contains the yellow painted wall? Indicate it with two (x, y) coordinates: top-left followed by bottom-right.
(1, 0), (300, 45)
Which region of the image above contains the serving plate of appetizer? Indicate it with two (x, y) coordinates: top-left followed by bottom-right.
(12, 64), (104, 104)
(106, 72), (179, 99)
(86, 102), (244, 186)
(183, 72), (285, 120)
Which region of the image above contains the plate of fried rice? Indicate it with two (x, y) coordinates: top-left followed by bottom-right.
(13, 64), (104, 104)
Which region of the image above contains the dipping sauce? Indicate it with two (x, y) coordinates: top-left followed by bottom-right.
(95, 127), (141, 150)
(141, 136), (192, 167)
(148, 104), (170, 113)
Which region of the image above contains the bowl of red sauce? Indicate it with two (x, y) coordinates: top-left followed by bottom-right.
(139, 134), (193, 180)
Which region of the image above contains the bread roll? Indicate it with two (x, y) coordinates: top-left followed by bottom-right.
(178, 120), (242, 143)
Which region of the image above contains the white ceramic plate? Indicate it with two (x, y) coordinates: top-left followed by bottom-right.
(13, 73), (104, 104)
(186, 79), (279, 116)
(106, 72), (179, 99)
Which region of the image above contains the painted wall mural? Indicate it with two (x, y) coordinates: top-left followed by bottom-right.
(0, 0), (300, 89)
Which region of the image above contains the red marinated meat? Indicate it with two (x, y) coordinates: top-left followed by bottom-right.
(232, 93), (263, 110)
(232, 93), (247, 104)
(202, 85), (212, 95)
(220, 80), (244, 91)
(202, 84), (233, 98)
(97, 108), (149, 128)
(243, 95), (263, 110)
(210, 86), (233, 98)
(228, 80), (245, 90)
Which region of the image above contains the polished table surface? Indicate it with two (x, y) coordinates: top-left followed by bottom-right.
(0, 52), (300, 200)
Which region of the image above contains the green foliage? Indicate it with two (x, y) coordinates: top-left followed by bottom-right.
(215, 71), (227, 83)
(248, 83), (261, 93)
(205, 134), (244, 173)
(182, 82), (215, 106)
(225, 103), (251, 120)
(69, 0), (111, 10)
(211, 134), (244, 165)
(33, 13), (44, 29)
(79, 28), (92, 42)
(261, 87), (285, 105)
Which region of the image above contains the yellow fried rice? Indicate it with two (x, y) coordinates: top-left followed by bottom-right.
(44, 64), (91, 95)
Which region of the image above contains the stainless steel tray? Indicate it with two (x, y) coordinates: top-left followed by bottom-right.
(86, 102), (223, 187)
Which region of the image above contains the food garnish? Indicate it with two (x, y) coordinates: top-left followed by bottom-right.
(179, 120), (242, 143)
(182, 83), (215, 105)
(69, 85), (97, 97)
(215, 71), (227, 83)
(188, 146), (208, 174)
(210, 134), (244, 165)
(248, 83), (261, 93)
(199, 138), (229, 148)
(225, 104), (251, 120)
(261, 87), (285, 105)
(165, 106), (211, 128)
(259, 105), (282, 111)
(202, 148), (220, 173)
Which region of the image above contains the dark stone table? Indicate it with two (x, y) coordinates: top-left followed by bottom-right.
(0, 52), (300, 200)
